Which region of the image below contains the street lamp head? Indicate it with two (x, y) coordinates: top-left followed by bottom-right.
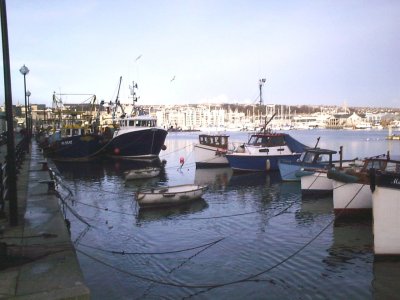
(26, 90), (31, 97)
(19, 64), (29, 76)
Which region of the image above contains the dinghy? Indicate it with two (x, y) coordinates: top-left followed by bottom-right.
(135, 184), (208, 208)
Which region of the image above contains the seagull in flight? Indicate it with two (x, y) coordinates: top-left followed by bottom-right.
(170, 75), (176, 82)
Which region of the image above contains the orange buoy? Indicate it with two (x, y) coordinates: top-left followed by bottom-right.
(114, 148), (120, 155)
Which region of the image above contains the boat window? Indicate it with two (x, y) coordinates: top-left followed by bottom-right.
(221, 136), (228, 146)
(299, 152), (306, 161)
(366, 160), (385, 170)
(73, 129), (79, 136)
(129, 120), (135, 126)
(303, 152), (315, 163)
(248, 136), (258, 144)
(317, 154), (329, 163)
(65, 128), (71, 136)
(386, 162), (400, 172)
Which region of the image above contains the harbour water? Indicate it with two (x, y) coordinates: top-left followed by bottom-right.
(51, 129), (400, 299)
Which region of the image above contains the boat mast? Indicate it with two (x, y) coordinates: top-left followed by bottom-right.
(129, 80), (138, 115)
(259, 78), (266, 126)
(113, 76), (125, 119)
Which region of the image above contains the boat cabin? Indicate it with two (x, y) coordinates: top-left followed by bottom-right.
(299, 148), (337, 165)
(119, 118), (157, 127)
(198, 134), (229, 149)
(118, 116), (157, 128)
(247, 133), (286, 147)
(63, 126), (92, 137)
(361, 154), (400, 173)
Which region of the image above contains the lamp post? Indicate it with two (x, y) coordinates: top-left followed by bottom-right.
(19, 64), (29, 146)
(26, 90), (31, 136)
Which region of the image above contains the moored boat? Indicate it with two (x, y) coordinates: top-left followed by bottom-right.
(42, 94), (109, 161)
(194, 134), (230, 168)
(102, 77), (168, 160)
(370, 158), (400, 256)
(327, 153), (390, 217)
(278, 141), (337, 181)
(296, 146), (360, 195)
(225, 129), (307, 172)
(135, 184), (208, 208)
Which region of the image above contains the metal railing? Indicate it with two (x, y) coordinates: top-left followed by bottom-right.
(0, 135), (29, 221)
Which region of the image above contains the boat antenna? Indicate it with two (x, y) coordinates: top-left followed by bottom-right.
(314, 137), (320, 148)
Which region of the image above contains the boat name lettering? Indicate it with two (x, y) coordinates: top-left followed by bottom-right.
(392, 178), (400, 186)
(61, 140), (73, 145)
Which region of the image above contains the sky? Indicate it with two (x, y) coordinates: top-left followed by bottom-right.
(1, 0), (399, 108)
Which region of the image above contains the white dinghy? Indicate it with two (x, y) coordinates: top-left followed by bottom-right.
(135, 184), (208, 208)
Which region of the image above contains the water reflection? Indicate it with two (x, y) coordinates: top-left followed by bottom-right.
(54, 158), (167, 183)
(324, 219), (373, 268)
(53, 159), (106, 181)
(136, 198), (208, 223)
(228, 171), (281, 188)
(373, 260), (400, 298)
(194, 167), (233, 190)
(296, 194), (333, 222)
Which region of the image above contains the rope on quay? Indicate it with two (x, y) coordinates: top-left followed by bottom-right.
(77, 237), (225, 255)
(55, 190), (92, 227)
(49, 172), (93, 228)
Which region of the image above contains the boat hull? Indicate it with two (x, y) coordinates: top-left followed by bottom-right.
(194, 144), (229, 168)
(301, 171), (333, 195)
(372, 172), (400, 256)
(43, 134), (107, 161)
(226, 153), (301, 172)
(136, 184), (207, 208)
(105, 127), (167, 159)
(332, 180), (372, 215)
(278, 160), (324, 181)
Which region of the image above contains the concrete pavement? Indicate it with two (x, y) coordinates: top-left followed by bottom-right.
(0, 141), (90, 299)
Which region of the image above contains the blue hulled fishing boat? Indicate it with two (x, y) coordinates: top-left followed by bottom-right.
(42, 94), (109, 161)
(226, 129), (307, 172)
(101, 77), (168, 160)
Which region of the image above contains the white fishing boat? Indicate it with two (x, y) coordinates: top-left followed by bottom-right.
(327, 153), (389, 216)
(278, 139), (337, 181)
(124, 167), (160, 180)
(298, 147), (360, 195)
(194, 134), (230, 168)
(300, 169), (334, 195)
(135, 184), (208, 208)
(370, 157), (400, 256)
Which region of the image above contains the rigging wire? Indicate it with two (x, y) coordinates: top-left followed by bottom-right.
(77, 237), (225, 256)
(77, 184), (366, 293)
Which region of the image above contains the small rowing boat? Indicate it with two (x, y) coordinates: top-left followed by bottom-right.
(135, 184), (208, 208)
